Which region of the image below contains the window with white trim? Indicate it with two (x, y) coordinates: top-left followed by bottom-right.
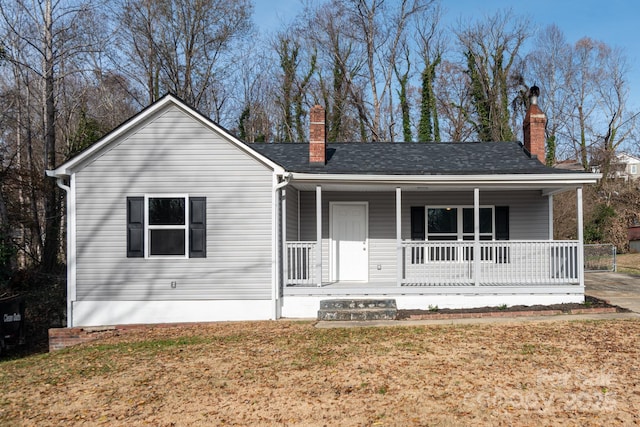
(427, 206), (494, 241)
(127, 195), (206, 258)
(410, 205), (509, 263)
(147, 196), (188, 257)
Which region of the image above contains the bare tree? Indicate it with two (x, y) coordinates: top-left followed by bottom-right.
(344, 0), (431, 141)
(526, 25), (572, 164)
(304, 0), (365, 141)
(434, 60), (474, 142)
(591, 45), (637, 182)
(116, 0), (253, 116)
(564, 37), (602, 170)
(456, 10), (530, 142)
(0, 0), (103, 272)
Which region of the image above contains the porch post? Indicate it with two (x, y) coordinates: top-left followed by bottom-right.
(474, 188), (480, 286)
(316, 185), (322, 287)
(577, 187), (584, 287)
(281, 188), (287, 292)
(548, 195), (554, 240)
(396, 187), (402, 286)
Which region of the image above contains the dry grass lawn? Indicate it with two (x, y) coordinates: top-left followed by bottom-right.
(2, 319), (640, 426)
(617, 253), (640, 275)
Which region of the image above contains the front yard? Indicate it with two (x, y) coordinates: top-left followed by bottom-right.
(1, 319), (639, 426)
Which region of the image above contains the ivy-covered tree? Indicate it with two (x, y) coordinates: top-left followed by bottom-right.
(457, 10), (529, 142)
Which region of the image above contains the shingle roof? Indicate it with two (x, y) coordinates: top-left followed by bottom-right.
(250, 141), (577, 175)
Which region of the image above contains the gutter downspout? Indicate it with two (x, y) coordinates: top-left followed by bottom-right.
(272, 172), (291, 319)
(50, 174), (74, 327)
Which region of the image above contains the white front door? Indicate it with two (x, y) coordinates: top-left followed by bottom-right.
(331, 202), (368, 281)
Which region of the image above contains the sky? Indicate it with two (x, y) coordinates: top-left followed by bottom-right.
(253, 0), (640, 111)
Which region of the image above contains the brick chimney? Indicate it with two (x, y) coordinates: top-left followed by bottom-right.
(523, 85), (546, 164)
(309, 105), (326, 165)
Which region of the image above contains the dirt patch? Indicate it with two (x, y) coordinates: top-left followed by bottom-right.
(397, 295), (628, 320)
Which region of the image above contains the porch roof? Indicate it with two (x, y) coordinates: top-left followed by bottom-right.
(252, 141), (575, 175)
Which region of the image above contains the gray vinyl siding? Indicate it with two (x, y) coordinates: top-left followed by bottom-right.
(299, 191), (397, 283)
(285, 188), (299, 240)
(73, 105), (274, 301)
(298, 189), (549, 283)
(401, 191), (549, 240)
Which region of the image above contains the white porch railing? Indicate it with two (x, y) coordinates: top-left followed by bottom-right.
(286, 242), (316, 286)
(284, 240), (581, 287)
(402, 240), (580, 286)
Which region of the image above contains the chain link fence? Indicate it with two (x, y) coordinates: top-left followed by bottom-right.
(584, 244), (617, 272)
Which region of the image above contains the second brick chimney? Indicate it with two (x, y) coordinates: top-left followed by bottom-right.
(309, 105), (326, 165)
(523, 85), (546, 164)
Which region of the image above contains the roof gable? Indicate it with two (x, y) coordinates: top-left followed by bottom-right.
(48, 94), (283, 177)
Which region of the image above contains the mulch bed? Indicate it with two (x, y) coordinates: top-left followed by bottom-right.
(396, 295), (629, 320)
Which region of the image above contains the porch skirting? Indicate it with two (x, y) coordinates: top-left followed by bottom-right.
(281, 290), (585, 319)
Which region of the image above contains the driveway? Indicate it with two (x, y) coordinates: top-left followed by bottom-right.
(585, 271), (640, 313)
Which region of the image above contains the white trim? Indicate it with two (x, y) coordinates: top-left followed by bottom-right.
(329, 201), (369, 282)
(297, 188), (301, 240)
(48, 95), (284, 178)
(72, 300), (274, 326)
(272, 172), (291, 318)
(272, 174), (279, 318)
(290, 172), (601, 186)
(52, 175), (77, 327)
(396, 188), (402, 287)
(316, 186), (322, 286)
(69, 175), (77, 324)
(577, 187), (584, 288)
(548, 194), (554, 240)
(473, 188), (480, 286)
(144, 194), (189, 259)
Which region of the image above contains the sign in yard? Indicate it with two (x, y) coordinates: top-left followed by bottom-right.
(0, 295), (25, 354)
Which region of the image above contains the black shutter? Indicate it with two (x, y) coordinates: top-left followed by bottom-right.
(411, 206), (425, 240)
(127, 197), (144, 257)
(189, 197), (206, 258)
(495, 206), (509, 240)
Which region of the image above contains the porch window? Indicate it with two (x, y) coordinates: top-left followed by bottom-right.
(427, 206), (494, 241)
(127, 195), (206, 258)
(410, 205), (509, 263)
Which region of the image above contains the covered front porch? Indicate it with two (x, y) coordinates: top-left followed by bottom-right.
(278, 178), (586, 297)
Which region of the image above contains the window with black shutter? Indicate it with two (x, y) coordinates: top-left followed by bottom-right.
(189, 197), (206, 258)
(127, 197), (144, 257)
(494, 206), (510, 263)
(410, 206), (425, 240)
(126, 195), (206, 258)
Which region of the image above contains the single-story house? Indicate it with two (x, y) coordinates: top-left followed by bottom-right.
(614, 153), (640, 181)
(47, 90), (601, 327)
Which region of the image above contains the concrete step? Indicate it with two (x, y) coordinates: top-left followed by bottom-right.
(319, 299), (397, 310)
(318, 299), (397, 321)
